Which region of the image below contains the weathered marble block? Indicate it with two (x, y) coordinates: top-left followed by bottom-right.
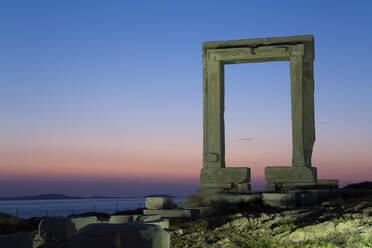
(70, 223), (170, 248)
(138, 214), (162, 222)
(146, 197), (175, 210)
(200, 167), (250, 183)
(109, 215), (140, 224)
(262, 193), (297, 208)
(265, 166), (317, 183)
(70, 216), (97, 231)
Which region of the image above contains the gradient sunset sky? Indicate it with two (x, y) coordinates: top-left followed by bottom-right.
(1, 1), (372, 197)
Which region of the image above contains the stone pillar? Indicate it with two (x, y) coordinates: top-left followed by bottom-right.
(290, 56), (315, 167)
(203, 61), (225, 168)
(200, 55), (250, 197)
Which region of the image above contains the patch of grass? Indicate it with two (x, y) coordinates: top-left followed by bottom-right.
(171, 218), (209, 232)
(330, 216), (353, 225)
(357, 236), (372, 247)
(278, 243), (341, 248)
(236, 234), (273, 248)
(277, 232), (372, 248)
(274, 223), (297, 234)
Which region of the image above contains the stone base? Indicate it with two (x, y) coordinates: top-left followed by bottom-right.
(200, 167), (250, 184)
(265, 166), (317, 183)
(181, 188), (342, 209)
(262, 193), (297, 208)
(179, 192), (261, 208)
(262, 190), (332, 208)
(198, 167), (251, 195)
(266, 182), (317, 191)
(216, 193), (261, 204)
(317, 179), (339, 189)
(198, 183), (252, 195)
(265, 179), (339, 191)
(237, 183), (251, 193)
(264, 183), (276, 192)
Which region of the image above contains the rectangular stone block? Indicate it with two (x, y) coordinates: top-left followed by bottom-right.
(277, 182), (317, 190)
(200, 167), (250, 183)
(142, 219), (169, 229)
(287, 189), (332, 203)
(264, 183), (276, 192)
(298, 192), (319, 206)
(146, 197), (175, 210)
(197, 187), (225, 195)
(317, 179), (339, 189)
(265, 166), (317, 183)
(109, 215), (140, 224)
(237, 183), (251, 193)
(217, 193), (261, 204)
(262, 193), (297, 208)
(70, 216), (97, 231)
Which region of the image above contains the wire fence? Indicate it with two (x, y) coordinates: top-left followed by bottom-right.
(1, 200), (146, 219)
(0, 197), (185, 219)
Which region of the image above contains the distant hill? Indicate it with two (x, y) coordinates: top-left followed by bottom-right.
(342, 181), (372, 190)
(0, 194), (140, 201)
(0, 193), (172, 201)
(87, 196), (125, 199)
(0, 194), (84, 201)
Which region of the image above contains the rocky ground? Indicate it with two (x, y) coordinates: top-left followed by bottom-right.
(168, 191), (372, 248)
(3, 183), (372, 248)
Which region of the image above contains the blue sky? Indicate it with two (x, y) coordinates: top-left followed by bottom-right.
(1, 0), (371, 196)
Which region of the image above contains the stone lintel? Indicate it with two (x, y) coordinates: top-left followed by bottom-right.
(203, 35), (314, 64)
(265, 166), (317, 183)
(200, 167), (250, 184)
(207, 44), (304, 64)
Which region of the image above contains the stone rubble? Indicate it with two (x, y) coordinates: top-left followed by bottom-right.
(28, 197), (174, 247)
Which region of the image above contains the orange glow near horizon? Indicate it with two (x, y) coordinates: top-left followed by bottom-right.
(2, 137), (371, 187)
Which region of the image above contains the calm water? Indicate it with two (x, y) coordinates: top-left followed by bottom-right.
(0, 197), (185, 218)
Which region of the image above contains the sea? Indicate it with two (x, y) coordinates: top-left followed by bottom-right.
(0, 197), (186, 219)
